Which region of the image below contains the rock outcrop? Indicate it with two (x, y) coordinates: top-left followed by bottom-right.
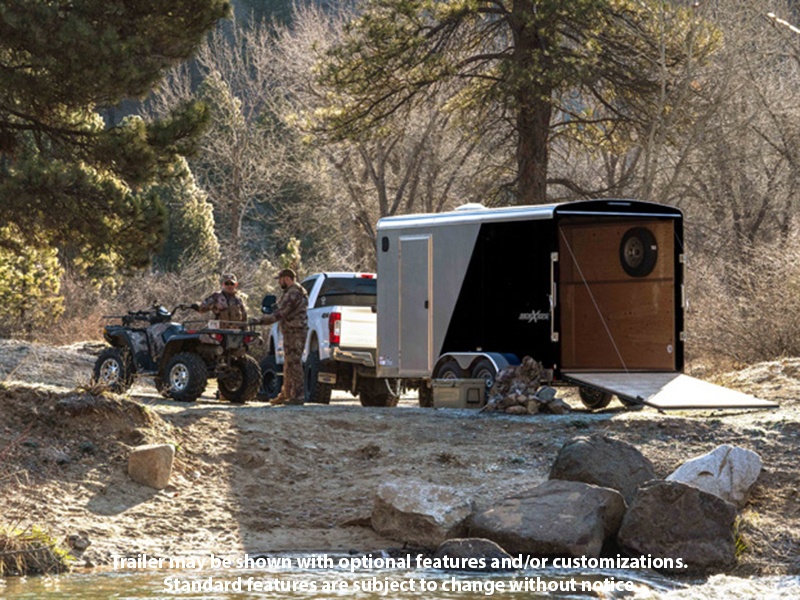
(617, 480), (737, 573)
(467, 480), (626, 557)
(666, 444), (762, 509)
(549, 434), (657, 504)
(371, 479), (473, 547)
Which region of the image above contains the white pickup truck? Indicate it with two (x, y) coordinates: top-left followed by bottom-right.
(258, 272), (397, 406)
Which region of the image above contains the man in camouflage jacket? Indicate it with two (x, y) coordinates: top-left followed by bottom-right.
(254, 268), (308, 405)
(195, 273), (248, 328)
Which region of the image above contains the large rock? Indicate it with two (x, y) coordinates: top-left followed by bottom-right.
(128, 444), (175, 490)
(433, 538), (513, 572)
(467, 480), (625, 557)
(617, 480), (737, 574)
(371, 479), (473, 548)
(666, 444), (762, 509)
(549, 434), (656, 504)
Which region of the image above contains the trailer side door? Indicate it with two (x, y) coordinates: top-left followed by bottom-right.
(399, 235), (432, 374)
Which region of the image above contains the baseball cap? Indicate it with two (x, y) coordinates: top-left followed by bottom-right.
(276, 268), (296, 280)
(221, 273), (238, 284)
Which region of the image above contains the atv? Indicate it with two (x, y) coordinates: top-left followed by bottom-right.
(93, 303), (262, 403)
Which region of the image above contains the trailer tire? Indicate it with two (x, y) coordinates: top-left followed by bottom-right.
(93, 347), (134, 393)
(578, 386), (613, 409)
(434, 359), (467, 380)
(304, 349), (332, 404)
(470, 358), (497, 391)
(218, 355), (261, 404)
(358, 378), (399, 407)
(163, 352), (208, 402)
(258, 354), (283, 400)
(620, 227), (657, 277)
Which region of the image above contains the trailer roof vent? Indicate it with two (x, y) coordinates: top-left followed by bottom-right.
(454, 203), (487, 212)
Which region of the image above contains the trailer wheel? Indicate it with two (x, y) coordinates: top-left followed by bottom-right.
(434, 359), (467, 380)
(620, 227), (657, 277)
(304, 349), (332, 404)
(578, 386), (613, 409)
(470, 358), (497, 392)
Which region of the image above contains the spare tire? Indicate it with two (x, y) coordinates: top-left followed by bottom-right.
(620, 227), (657, 277)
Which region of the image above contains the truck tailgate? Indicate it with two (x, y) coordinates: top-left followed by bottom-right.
(339, 307), (377, 349)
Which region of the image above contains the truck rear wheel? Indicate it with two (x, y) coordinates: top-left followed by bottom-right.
(93, 347), (134, 393)
(218, 356), (261, 404)
(358, 378), (399, 407)
(163, 352), (207, 402)
(304, 349), (332, 404)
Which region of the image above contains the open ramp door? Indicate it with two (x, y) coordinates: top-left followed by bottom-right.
(563, 372), (779, 410)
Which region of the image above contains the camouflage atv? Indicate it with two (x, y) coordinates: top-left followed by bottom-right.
(93, 304), (261, 403)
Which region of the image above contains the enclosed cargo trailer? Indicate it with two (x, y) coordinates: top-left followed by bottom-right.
(375, 199), (777, 410)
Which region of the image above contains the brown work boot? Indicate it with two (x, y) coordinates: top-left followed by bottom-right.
(269, 394), (287, 406)
(285, 396), (305, 406)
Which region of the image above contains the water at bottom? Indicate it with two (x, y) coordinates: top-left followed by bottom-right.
(1, 557), (798, 599)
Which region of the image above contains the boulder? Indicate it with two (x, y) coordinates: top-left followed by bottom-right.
(666, 444), (762, 509)
(128, 444), (175, 490)
(371, 479), (473, 548)
(549, 434), (656, 504)
(433, 538), (513, 572)
(617, 480), (737, 573)
(467, 480), (625, 557)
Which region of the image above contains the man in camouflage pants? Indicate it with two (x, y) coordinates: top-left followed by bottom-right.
(254, 268), (308, 405)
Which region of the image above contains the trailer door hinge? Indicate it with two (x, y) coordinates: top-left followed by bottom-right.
(551, 332), (560, 342)
(679, 331), (686, 341)
(551, 252), (559, 262)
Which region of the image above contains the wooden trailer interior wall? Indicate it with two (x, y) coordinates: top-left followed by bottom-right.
(558, 217), (677, 371)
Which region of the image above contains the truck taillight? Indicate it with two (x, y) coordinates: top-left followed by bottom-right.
(359, 273), (375, 279)
(329, 312), (342, 345)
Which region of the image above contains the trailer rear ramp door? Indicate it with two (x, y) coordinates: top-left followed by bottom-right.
(563, 372), (779, 410)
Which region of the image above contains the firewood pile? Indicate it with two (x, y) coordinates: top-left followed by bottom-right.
(480, 356), (571, 415)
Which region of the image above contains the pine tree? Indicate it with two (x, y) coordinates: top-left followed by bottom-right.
(317, 0), (719, 204)
(0, 1), (231, 264)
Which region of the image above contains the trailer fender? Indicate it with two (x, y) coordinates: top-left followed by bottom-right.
(434, 352), (520, 377)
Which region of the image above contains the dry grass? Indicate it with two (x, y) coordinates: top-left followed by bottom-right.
(0, 525), (72, 576)
(43, 256), (279, 345)
(686, 233), (800, 364)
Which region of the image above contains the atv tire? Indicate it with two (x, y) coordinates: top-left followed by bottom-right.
(163, 352), (208, 402)
(358, 378), (399, 407)
(258, 354), (283, 400)
(93, 347), (134, 393)
(218, 355), (261, 404)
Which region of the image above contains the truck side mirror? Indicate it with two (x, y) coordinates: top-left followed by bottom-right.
(261, 294), (277, 314)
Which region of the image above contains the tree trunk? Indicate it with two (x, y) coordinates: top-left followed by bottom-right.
(516, 95), (552, 205)
(511, 1), (554, 206)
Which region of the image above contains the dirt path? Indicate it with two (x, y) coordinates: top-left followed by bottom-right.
(1, 341), (799, 576)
